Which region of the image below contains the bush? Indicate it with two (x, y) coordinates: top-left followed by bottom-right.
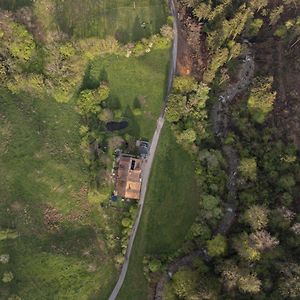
(149, 259), (162, 272)
(207, 234), (227, 257)
(2, 271), (14, 283)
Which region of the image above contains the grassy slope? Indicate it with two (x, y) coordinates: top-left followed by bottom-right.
(0, 1), (169, 298)
(117, 125), (200, 300)
(0, 90), (117, 299)
(0, 16), (169, 300)
(89, 49), (170, 140)
(0, 46), (170, 298)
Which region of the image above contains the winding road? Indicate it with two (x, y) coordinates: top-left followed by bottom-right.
(108, 1), (178, 299)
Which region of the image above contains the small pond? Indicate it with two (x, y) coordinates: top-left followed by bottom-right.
(106, 121), (128, 131)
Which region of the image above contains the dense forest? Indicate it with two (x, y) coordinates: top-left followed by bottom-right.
(154, 0), (300, 299)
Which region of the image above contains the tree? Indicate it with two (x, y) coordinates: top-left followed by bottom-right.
(194, 3), (212, 21)
(9, 23), (35, 61)
(176, 128), (197, 144)
(166, 94), (186, 122)
(238, 273), (261, 294)
(248, 19), (264, 36)
(187, 222), (211, 240)
(160, 25), (174, 40)
(219, 262), (240, 290)
(279, 263), (300, 298)
(249, 0), (269, 12)
(249, 230), (279, 251)
(98, 108), (113, 122)
(193, 83), (210, 109)
(2, 271), (14, 283)
(291, 223), (300, 235)
(172, 267), (198, 299)
(239, 157), (257, 181)
(269, 6), (284, 25)
(0, 254), (10, 264)
(0, 229), (18, 241)
(278, 174), (296, 192)
(148, 259), (162, 272)
(203, 48), (229, 83)
(233, 233), (260, 261)
(121, 218), (132, 228)
(77, 85), (110, 116)
(247, 77), (276, 123)
(114, 254), (125, 265)
(207, 234), (227, 257)
(243, 205), (269, 230)
(199, 195), (222, 220)
(59, 43), (76, 58)
(6, 74), (45, 96)
(173, 76), (198, 94)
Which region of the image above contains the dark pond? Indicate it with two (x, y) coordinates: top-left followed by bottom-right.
(106, 121), (128, 131)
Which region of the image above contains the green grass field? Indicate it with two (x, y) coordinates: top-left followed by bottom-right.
(88, 49), (170, 140)
(0, 89), (119, 299)
(0, 0), (170, 298)
(55, 0), (167, 42)
(0, 45), (170, 297)
(117, 125), (200, 300)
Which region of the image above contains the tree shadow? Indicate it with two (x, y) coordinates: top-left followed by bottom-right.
(131, 16), (145, 42)
(124, 105), (140, 138)
(107, 95), (122, 110)
(133, 96), (141, 109)
(79, 63), (100, 92)
(99, 68), (108, 82)
(115, 27), (130, 44)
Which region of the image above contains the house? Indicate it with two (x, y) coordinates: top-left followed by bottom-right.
(115, 155), (142, 200)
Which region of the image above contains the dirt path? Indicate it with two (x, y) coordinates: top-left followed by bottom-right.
(108, 1), (178, 299)
(154, 48), (255, 300)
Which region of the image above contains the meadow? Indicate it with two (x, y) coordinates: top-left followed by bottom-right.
(117, 125), (200, 300)
(0, 0), (170, 298)
(0, 89), (118, 299)
(88, 49), (170, 140)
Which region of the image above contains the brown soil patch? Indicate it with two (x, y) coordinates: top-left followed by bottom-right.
(10, 201), (23, 212)
(175, 2), (208, 80)
(43, 205), (63, 232)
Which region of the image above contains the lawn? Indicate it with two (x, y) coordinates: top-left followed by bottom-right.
(54, 0), (167, 42)
(117, 125), (200, 300)
(88, 48), (170, 140)
(0, 90), (118, 299)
